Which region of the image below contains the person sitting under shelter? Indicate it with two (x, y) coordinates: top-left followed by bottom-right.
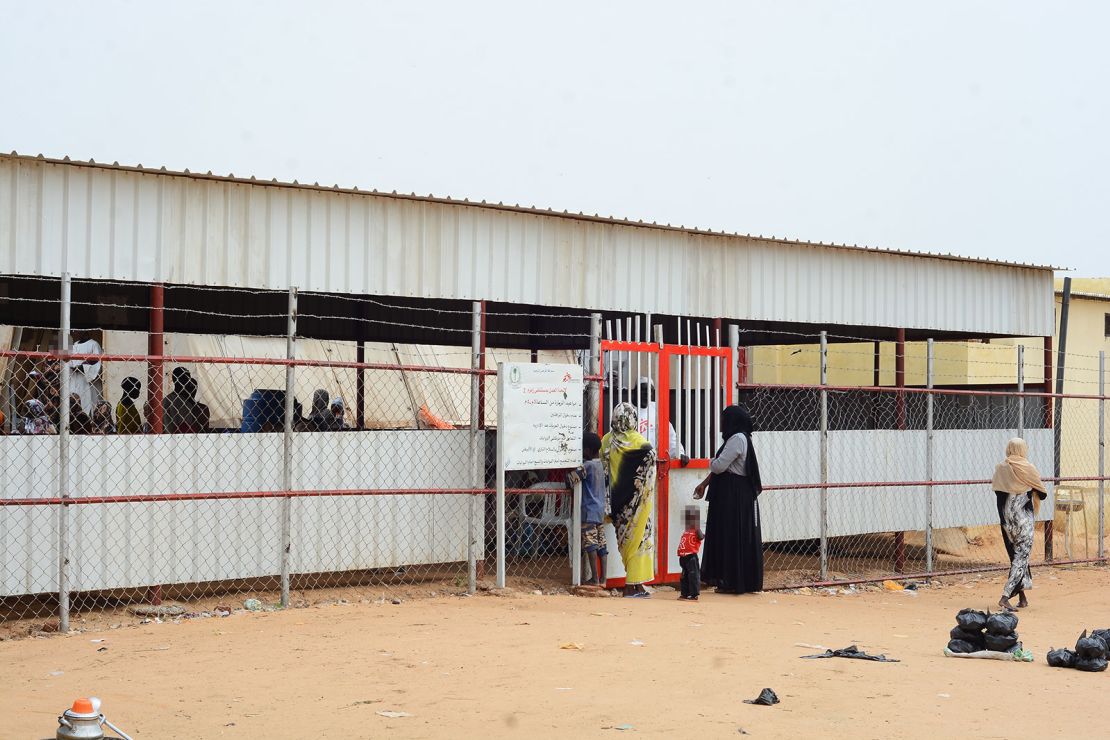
(164, 368), (210, 433)
(115, 376), (145, 434)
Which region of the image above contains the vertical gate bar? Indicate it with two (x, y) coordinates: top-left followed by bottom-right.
(58, 273), (72, 632)
(728, 325), (739, 406)
(655, 327), (669, 581)
(679, 319), (688, 457)
(468, 301), (483, 594)
(925, 338), (935, 573)
(280, 286), (297, 608)
(588, 314), (601, 433)
(694, 333), (702, 459)
(819, 330), (829, 582)
(703, 327), (711, 456)
(1099, 351), (1105, 560)
(1017, 344), (1025, 437)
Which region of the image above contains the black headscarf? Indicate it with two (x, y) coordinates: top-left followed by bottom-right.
(718, 405), (762, 496)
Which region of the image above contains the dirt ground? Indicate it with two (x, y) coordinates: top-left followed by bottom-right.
(3, 567), (1109, 739)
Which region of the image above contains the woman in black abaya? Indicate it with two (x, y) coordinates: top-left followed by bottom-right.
(694, 405), (763, 594)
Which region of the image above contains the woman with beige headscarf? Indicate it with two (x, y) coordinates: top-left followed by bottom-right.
(992, 438), (1047, 611)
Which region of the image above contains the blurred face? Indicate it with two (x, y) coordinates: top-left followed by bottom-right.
(685, 507), (700, 530)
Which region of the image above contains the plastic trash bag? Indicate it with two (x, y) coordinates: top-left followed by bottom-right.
(950, 626), (986, 648)
(1075, 656), (1108, 673)
(956, 609), (988, 632)
(1090, 628), (1110, 647)
(800, 645), (900, 662)
(984, 633), (1019, 652)
(1046, 648), (1078, 668)
(985, 612), (1019, 636)
(1074, 631), (1107, 660)
(743, 688), (780, 706)
(1089, 630), (1110, 654)
(947, 639), (978, 654)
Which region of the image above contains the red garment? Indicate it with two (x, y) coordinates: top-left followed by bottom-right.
(677, 528), (702, 557)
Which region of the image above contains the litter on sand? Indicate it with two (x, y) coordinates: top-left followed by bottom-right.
(801, 645), (899, 662)
(376, 710), (413, 718)
(944, 647), (1034, 662)
(743, 688), (780, 706)
(560, 642), (584, 651)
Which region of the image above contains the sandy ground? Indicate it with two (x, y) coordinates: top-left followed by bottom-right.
(3, 567), (1109, 739)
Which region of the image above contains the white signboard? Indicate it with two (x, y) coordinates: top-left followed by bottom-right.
(498, 362), (584, 470)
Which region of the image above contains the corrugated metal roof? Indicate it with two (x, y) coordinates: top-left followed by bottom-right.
(1, 151), (1058, 271)
(0, 152), (1057, 337)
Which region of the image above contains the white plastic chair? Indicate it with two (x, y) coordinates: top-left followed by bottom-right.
(517, 481), (573, 565)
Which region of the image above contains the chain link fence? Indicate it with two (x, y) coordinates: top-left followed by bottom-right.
(1, 279), (1107, 630)
(1, 279), (598, 631)
(743, 342), (1107, 590)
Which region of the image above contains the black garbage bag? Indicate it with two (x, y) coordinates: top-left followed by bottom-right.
(950, 626), (986, 648)
(800, 645), (900, 662)
(947, 639), (978, 654)
(1075, 656), (1108, 673)
(984, 632), (1019, 652)
(956, 608), (988, 632)
(1089, 630), (1110, 654)
(743, 688), (780, 706)
(1075, 631), (1107, 660)
(1047, 648), (1078, 668)
(985, 612), (1019, 636)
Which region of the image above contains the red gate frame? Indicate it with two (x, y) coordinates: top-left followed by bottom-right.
(597, 340), (734, 587)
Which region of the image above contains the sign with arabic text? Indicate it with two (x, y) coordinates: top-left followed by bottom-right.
(499, 363), (584, 470)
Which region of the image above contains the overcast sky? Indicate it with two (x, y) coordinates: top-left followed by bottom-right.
(3, 2), (1106, 275)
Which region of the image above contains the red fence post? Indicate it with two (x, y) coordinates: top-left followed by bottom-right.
(147, 284), (164, 435)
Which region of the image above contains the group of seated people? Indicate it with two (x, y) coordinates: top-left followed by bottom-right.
(13, 365), (211, 435)
(10, 360), (350, 435)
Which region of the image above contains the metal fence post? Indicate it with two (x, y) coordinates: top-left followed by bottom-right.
(58, 273), (72, 632)
(1017, 344), (1025, 438)
(925, 338), (935, 573)
(819, 330), (829, 581)
(571, 479), (582, 587)
(1100, 351), (1105, 560)
(468, 301), (482, 594)
(495, 363), (507, 589)
(280, 286), (297, 608)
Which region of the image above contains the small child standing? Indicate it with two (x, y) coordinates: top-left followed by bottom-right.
(677, 505), (703, 600)
(573, 432), (609, 586)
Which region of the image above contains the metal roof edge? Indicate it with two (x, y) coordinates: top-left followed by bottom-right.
(1056, 289), (1110, 303)
(0, 150), (1060, 272)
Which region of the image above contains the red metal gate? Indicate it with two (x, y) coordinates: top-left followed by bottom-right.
(598, 338), (733, 586)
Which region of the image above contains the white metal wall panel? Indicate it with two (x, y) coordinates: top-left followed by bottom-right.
(0, 430), (482, 596)
(0, 157), (1055, 336)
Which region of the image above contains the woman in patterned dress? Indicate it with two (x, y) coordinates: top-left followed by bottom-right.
(992, 438), (1047, 611)
(601, 402), (657, 598)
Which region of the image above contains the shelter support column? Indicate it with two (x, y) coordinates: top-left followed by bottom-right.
(146, 283), (165, 606)
(147, 284), (164, 435)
